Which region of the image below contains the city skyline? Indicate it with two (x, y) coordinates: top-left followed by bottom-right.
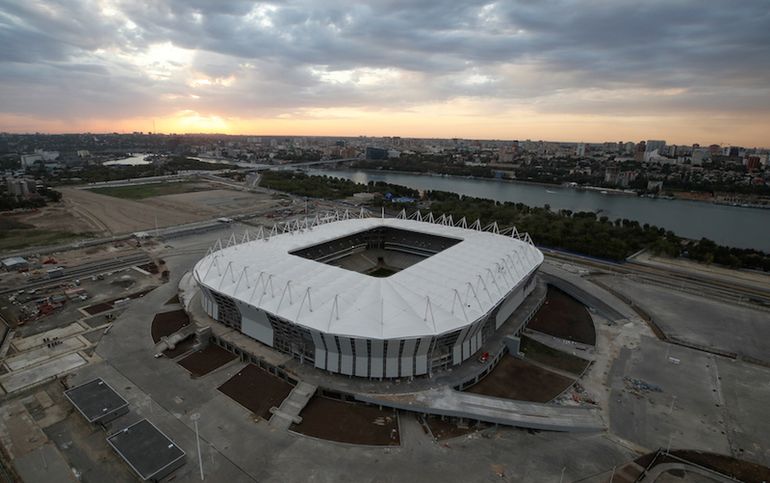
(1, 1), (769, 146)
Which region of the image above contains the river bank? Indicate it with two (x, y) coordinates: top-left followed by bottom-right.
(306, 168), (770, 251)
(321, 166), (770, 207)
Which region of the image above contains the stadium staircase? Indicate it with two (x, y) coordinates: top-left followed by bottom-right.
(268, 381), (317, 430)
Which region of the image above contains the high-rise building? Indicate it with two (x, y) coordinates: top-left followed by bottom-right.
(634, 141), (646, 162)
(645, 140), (666, 153)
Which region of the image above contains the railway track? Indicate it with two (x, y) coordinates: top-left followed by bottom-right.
(542, 249), (770, 309)
(0, 253), (152, 296)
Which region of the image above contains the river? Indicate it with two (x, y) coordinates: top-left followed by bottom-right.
(306, 169), (770, 252)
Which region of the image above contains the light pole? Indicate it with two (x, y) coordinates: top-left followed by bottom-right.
(559, 467), (566, 483)
(191, 413), (204, 480)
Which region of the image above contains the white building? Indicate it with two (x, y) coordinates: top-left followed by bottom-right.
(194, 215), (543, 379)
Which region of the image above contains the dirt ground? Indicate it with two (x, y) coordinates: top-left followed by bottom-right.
(82, 288), (155, 317)
(519, 336), (591, 375)
(291, 396), (400, 446)
(59, 187), (206, 235)
(527, 285), (596, 345)
(217, 364), (293, 420)
(150, 310), (189, 343)
(59, 184), (283, 235)
(178, 345), (236, 377)
(465, 356), (574, 403)
(10, 203), (97, 234)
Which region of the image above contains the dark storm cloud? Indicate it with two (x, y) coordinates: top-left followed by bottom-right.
(0, 0), (769, 120)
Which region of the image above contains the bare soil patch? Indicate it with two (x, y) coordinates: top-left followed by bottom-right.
(527, 285), (596, 345)
(291, 396), (400, 446)
(58, 187), (205, 235)
(178, 345), (237, 377)
(83, 302), (113, 316)
(218, 364), (293, 420)
(137, 262), (159, 274)
(150, 309), (189, 343)
(465, 356), (574, 403)
(83, 288), (155, 316)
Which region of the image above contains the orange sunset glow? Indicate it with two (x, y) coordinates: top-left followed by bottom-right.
(1, 2), (769, 146)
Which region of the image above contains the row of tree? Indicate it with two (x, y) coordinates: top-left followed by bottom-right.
(0, 188), (62, 212)
(261, 171), (770, 272)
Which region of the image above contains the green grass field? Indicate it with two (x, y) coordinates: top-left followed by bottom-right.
(0, 218), (88, 251)
(88, 182), (213, 200)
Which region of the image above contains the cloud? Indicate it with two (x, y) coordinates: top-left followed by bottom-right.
(0, 0), (769, 143)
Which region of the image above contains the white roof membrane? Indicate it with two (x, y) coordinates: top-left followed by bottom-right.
(194, 217), (543, 340)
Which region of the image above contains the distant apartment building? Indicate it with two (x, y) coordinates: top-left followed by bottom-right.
(4, 177), (38, 198)
(575, 143), (586, 156)
(605, 166), (637, 187)
(691, 148), (710, 165)
(745, 156), (762, 172)
(604, 166), (619, 184)
(634, 141), (646, 162)
(645, 140), (666, 153)
(20, 154), (43, 169)
(365, 147), (389, 160)
(21, 150), (59, 170)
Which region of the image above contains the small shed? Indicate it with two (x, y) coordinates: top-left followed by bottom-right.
(1, 256), (29, 272)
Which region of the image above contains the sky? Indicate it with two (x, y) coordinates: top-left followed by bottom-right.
(0, 0), (769, 146)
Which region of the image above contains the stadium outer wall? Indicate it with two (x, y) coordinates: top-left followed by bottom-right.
(197, 271), (538, 379)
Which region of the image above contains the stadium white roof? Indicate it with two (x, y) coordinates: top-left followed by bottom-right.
(194, 215), (543, 340)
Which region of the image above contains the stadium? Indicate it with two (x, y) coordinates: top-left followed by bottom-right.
(192, 212), (543, 379)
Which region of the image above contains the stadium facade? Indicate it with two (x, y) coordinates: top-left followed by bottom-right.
(193, 212), (543, 379)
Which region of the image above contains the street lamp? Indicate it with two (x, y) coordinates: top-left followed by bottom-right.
(191, 412), (204, 480)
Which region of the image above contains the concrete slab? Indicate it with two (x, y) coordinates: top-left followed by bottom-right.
(11, 322), (88, 352)
(609, 336), (731, 455)
(5, 337), (87, 371)
(0, 400), (48, 457)
(12, 442), (77, 483)
(44, 415), (136, 483)
(715, 358), (770, 467)
(0, 353), (87, 394)
(606, 276), (770, 363)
